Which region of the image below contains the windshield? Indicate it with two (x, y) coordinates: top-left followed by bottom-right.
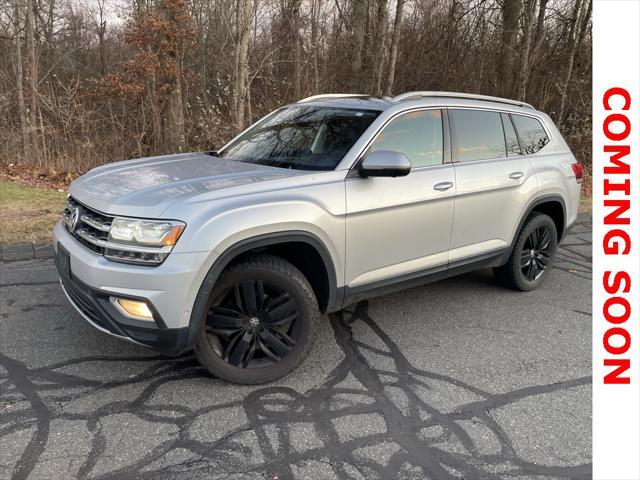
(217, 106), (380, 171)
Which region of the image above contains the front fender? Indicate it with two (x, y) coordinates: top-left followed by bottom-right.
(165, 180), (347, 351)
(180, 224), (343, 352)
(173, 197), (345, 282)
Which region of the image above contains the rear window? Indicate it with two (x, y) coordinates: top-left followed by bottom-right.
(501, 113), (522, 156)
(511, 114), (549, 155)
(450, 109), (506, 162)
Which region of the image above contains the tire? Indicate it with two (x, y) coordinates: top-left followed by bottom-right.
(493, 212), (558, 291)
(195, 254), (319, 384)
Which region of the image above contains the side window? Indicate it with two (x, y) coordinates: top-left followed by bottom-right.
(511, 114), (549, 155)
(368, 110), (443, 168)
(501, 113), (522, 156)
(450, 109), (506, 162)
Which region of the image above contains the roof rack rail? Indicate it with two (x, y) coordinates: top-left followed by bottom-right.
(391, 91), (534, 109)
(297, 93), (371, 103)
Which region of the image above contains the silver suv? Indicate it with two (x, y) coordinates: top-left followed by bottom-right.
(54, 92), (582, 383)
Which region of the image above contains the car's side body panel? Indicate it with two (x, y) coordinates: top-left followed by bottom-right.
(449, 156), (538, 261)
(524, 113), (581, 231)
(344, 164), (456, 288)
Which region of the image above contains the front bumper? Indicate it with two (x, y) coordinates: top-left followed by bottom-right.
(53, 221), (210, 353)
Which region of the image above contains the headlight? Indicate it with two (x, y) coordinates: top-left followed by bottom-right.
(104, 217), (185, 266)
(109, 218), (185, 247)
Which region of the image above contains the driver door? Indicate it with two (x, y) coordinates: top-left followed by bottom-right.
(344, 109), (455, 293)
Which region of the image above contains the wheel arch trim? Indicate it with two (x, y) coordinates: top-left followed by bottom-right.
(506, 194), (567, 259)
(183, 231), (340, 352)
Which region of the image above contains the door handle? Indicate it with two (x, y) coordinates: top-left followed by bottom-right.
(509, 171), (524, 180)
(433, 181), (454, 191)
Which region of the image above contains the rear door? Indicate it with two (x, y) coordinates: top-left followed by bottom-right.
(449, 109), (537, 263)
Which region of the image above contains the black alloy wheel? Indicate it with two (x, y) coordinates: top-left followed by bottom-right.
(493, 212), (558, 291)
(520, 225), (553, 281)
(195, 254), (319, 384)
(205, 280), (300, 368)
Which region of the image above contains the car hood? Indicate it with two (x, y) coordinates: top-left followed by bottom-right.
(69, 152), (304, 217)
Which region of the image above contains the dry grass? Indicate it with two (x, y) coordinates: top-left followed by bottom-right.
(0, 181), (67, 244)
(579, 197), (592, 214)
(578, 173), (592, 214)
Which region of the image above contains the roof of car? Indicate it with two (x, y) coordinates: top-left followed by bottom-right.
(295, 92), (536, 113)
(295, 96), (393, 110)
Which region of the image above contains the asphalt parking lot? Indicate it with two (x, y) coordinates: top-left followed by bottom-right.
(1, 216), (592, 480)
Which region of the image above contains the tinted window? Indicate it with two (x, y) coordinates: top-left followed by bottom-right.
(451, 110), (506, 162)
(219, 106), (379, 171)
(367, 110), (443, 167)
(501, 113), (521, 156)
(512, 114), (549, 155)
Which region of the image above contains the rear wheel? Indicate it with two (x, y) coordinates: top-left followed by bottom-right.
(195, 254), (319, 384)
(493, 212), (558, 291)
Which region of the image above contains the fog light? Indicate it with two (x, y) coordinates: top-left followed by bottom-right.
(111, 297), (154, 321)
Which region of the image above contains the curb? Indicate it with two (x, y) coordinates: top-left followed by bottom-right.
(0, 243), (54, 263)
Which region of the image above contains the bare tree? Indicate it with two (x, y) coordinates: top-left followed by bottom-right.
(384, 0), (404, 95)
(13, 0), (29, 158)
(310, 0), (321, 94)
(516, 0), (536, 100)
(558, 0), (591, 124)
(291, 0), (302, 100)
(232, 0), (253, 128)
(25, 0), (38, 160)
(281, 0), (302, 100)
(440, 0), (460, 89)
(498, 0), (523, 97)
(533, 0), (548, 47)
(93, 0), (108, 76)
(370, 0), (387, 94)
(526, 0), (548, 87)
(350, 0), (366, 91)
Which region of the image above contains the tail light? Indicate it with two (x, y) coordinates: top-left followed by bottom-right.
(571, 163), (584, 183)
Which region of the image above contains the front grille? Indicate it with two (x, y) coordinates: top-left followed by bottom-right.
(62, 196), (172, 265)
(63, 197), (114, 254)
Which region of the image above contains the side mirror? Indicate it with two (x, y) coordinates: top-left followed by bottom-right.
(360, 150), (412, 178)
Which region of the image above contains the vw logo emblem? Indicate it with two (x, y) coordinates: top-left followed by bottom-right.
(66, 207), (81, 232)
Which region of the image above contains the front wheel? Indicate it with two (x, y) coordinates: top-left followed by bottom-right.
(196, 254), (319, 384)
(493, 212), (558, 291)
